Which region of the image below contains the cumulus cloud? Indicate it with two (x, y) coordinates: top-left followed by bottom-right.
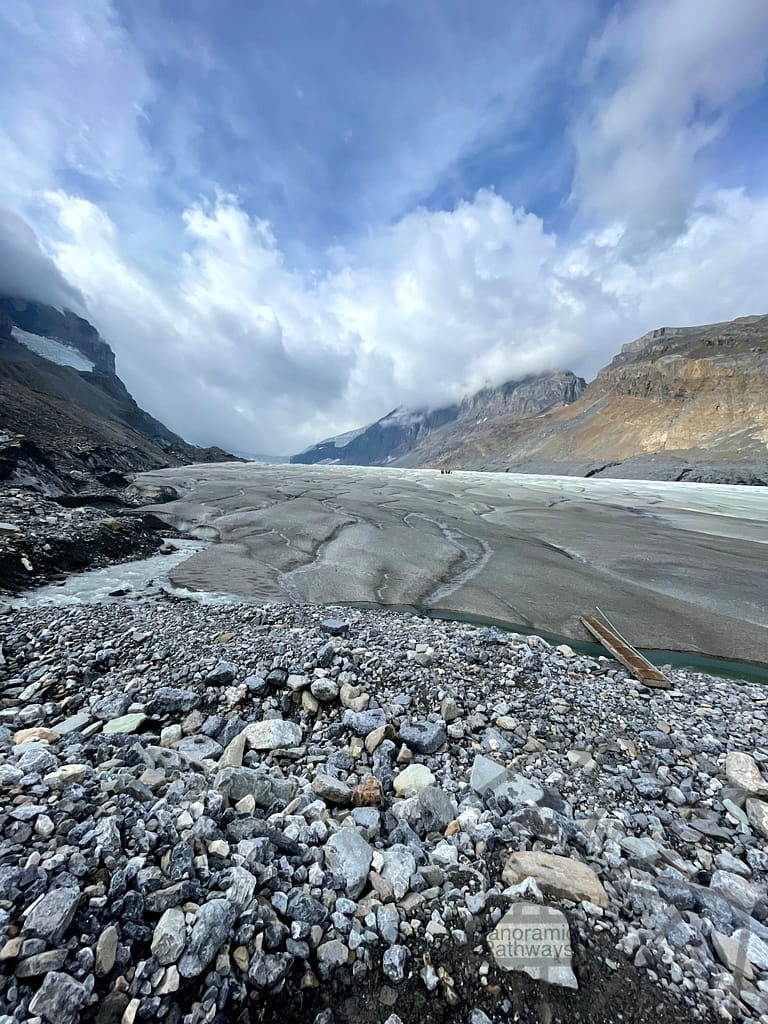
(36, 186), (768, 455)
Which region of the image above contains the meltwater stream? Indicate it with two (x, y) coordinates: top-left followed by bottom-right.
(9, 538), (768, 686)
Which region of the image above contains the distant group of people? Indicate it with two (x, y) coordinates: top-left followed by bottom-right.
(439, 468), (453, 474)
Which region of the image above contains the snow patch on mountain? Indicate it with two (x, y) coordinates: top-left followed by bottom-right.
(12, 327), (95, 372)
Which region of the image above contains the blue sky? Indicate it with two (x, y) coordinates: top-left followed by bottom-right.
(1, 0), (768, 454)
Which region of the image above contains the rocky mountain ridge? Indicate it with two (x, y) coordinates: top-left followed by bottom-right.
(291, 373), (586, 467)
(0, 295), (236, 495)
(294, 316), (768, 483)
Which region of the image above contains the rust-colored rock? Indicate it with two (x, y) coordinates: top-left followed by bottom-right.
(353, 776), (384, 808)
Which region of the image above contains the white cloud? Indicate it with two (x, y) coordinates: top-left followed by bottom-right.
(29, 185), (768, 456)
(573, 0), (768, 236)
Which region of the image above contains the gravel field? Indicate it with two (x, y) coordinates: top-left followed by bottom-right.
(1, 592), (767, 1024)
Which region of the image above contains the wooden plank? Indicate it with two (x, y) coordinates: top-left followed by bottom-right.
(580, 614), (671, 689)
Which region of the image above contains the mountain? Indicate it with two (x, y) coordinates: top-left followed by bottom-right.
(0, 295), (236, 494)
(291, 372), (586, 466)
(451, 315), (768, 483)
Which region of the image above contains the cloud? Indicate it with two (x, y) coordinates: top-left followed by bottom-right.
(573, 0), (768, 237)
(0, 206), (83, 310)
(36, 185), (768, 457)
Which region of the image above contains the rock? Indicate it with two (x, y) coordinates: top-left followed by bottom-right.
(13, 726), (59, 744)
(353, 776), (384, 807)
(320, 618), (349, 636)
(214, 766), (296, 807)
(417, 786), (456, 833)
(54, 712), (91, 735)
(725, 751), (768, 796)
(711, 931), (754, 979)
(619, 836), (662, 865)
(28, 971), (87, 1024)
(325, 828), (373, 898)
(377, 904), (400, 945)
(470, 754), (544, 805)
(746, 797), (768, 838)
(94, 924), (118, 976)
(178, 734), (223, 766)
(225, 865), (257, 913)
(15, 950), (68, 976)
(312, 774), (353, 804)
(488, 902), (577, 989)
(249, 951), (294, 988)
(383, 945), (408, 983)
(440, 695), (462, 723)
(23, 887), (80, 943)
(502, 852), (608, 907)
(731, 928), (768, 970)
(632, 774), (664, 799)
(381, 844), (417, 900)
(393, 763), (435, 795)
(102, 712), (147, 735)
(344, 708), (388, 736)
(286, 891), (329, 925)
(204, 662), (236, 686)
(709, 869), (759, 912)
(311, 677), (339, 702)
(398, 720), (446, 754)
(241, 719), (302, 750)
(151, 907), (187, 965)
(317, 939), (349, 968)
(178, 899), (236, 977)
(17, 746), (58, 775)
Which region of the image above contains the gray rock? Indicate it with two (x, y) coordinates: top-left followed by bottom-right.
(310, 678), (339, 702)
(17, 747), (58, 776)
(325, 828), (373, 898)
(321, 619), (349, 636)
(731, 927), (768, 969)
(377, 904), (400, 945)
(488, 902), (577, 989)
(381, 844), (417, 900)
(178, 734), (223, 766)
(214, 766), (297, 807)
(151, 907), (186, 965)
(149, 687), (200, 715)
(633, 775), (664, 799)
(94, 924), (118, 976)
(398, 720), (446, 754)
(343, 708), (388, 736)
(317, 939), (349, 968)
(54, 713), (91, 735)
(470, 754), (544, 805)
(417, 786), (456, 833)
(382, 944), (408, 983)
(23, 887), (80, 944)
(28, 971), (87, 1024)
(204, 662), (236, 686)
(620, 836), (662, 865)
(15, 949), (68, 977)
(91, 692), (131, 721)
(746, 797), (768, 838)
(710, 869), (759, 912)
(221, 867), (254, 915)
(102, 712), (147, 735)
(241, 719), (302, 750)
(248, 951), (294, 988)
(711, 930), (754, 979)
(312, 774), (352, 805)
(178, 899), (236, 977)
(286, 891), (329, 925)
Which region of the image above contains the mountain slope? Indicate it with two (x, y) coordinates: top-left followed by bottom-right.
(291, 372), (586, 467)
(0, 296), (235, 493)
(464, 316), (768, 483)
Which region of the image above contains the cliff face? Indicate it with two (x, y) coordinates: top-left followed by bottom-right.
(0, 294), (236, 493)
(291, 373), (585, 467)
(477, 316), (768, 482)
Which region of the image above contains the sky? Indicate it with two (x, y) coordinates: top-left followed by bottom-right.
(1, 0), (768, 455)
